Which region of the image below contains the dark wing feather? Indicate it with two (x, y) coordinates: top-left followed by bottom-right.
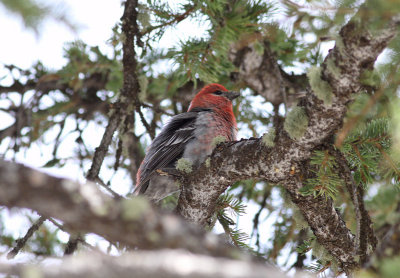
(135, 108), (209, 194)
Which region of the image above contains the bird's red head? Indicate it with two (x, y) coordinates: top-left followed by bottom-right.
(188, 83), (239, 116)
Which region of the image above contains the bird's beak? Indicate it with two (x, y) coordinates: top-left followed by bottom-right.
(225, 91), (240, 101)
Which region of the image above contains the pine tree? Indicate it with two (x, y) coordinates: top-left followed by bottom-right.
(1, 0), (400, 277)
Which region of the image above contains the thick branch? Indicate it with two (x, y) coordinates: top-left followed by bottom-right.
(0, 160), (239, 258)
(285, 175), (356, 271)
(229, 40), (307, 106)
(176, 11), (399, 273)
(0, 250), (304, 278)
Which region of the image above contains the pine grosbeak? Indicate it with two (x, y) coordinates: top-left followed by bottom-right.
(135, 83), (239, 201)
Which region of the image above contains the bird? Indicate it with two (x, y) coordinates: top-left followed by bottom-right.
(134, 83), (239, 202)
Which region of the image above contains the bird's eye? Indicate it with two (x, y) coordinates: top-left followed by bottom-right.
(214, 91), (223, 95)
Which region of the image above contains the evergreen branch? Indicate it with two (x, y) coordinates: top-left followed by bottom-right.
(217, 193), (246, 216)
(316, 261), (331, 275)
(291, 229), (309, 270)
(216, 211), (251, 250)
(341, 118), (392, 186)
(336, 84), (388, 148)
(350, 143), (374, 185)
(375, 142), (400, 178)
(167, 4), (398, 273)
(140, 5), (196, 36)
(216, 194), (251, 251)
(333, 148), (377, 265)
(295, 236), (315, 255)
(300, 150), (342, 200)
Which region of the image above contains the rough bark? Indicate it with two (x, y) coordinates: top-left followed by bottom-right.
(0, 250), (311, 278)
(229, 40), (308, 106)
(176, 11), (399, 273)
(0, 160), (239, 258)
(86, 0), (141, 181)
(66, 0), (144, 255)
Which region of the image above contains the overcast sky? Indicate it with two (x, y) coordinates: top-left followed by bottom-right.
(0, 0), (123, 70)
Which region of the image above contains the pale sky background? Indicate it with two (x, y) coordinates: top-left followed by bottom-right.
(0, 0), (303, 267)
(0, 0), (128, 257)
(0, 0), (123, 69)
(0, 0), (127, 184)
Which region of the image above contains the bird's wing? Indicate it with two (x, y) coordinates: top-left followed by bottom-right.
(135, 108), (210, 194)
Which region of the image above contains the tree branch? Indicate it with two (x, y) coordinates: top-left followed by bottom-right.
(176, 9), (399, 273)
(75, 0), (143, 255)
(7, 215), (46, 259)
(229, 39), (307, 106)
(0, 160), (240, 258)
(86, 0), (141, 182)
(333, 148), (377, 265)
(0, 250), (304, 278)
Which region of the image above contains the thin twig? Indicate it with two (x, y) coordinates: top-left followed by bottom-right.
(87, 0), (142, 182)
(47, 217), (65, 231)
(7, 215), (46, 259)
(136, 104), (154, 139)
(67, 0), (142, 256)
(64, 234), (83, 255)
(86, 112), (121, 181)
(142, 102), (174, 116)
(45, 217), (99, 252)
(52, 116), (67, 157)
(333, 148), (377, 264)
(251, 187), (270, 249)
(140, 6), (196, 36)
(114, 137), (123, 171)
(94, 176), (124, 200)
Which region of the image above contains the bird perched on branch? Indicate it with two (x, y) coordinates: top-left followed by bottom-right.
(135, 83), (239, 202)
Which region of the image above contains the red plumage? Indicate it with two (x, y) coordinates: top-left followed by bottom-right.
(135, 83), (239, 202)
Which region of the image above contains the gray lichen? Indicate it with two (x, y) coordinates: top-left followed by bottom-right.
(311, 239), (339, 273)
(326, 59), (341, 79)
(284, 107), (309, 140)
(121, 197), (150, 220)
(211, 135), (227, 148)
(307, 66), (333, 105)
(262, 127), (276, 147)
(360, 69), (381, 88)
(176, 158), (193, 173)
